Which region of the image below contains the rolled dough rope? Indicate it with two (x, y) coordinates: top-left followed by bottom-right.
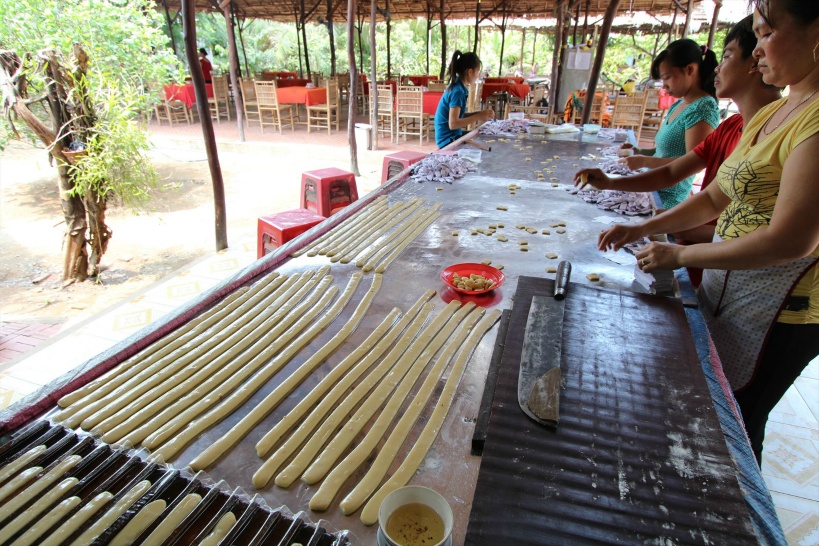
(252, 301), (437, 487)
(308, 306), (484, 510)
(117, 273), (330, 447)
(332, 201), (421, 263)
(109, 499), (167, 546)
(97, 273), (334, 441)
(144, 283), (341, 456)
(358, 309), (503, 525)
(0, 455), (82, 523)
(309, 198), (392, 257)
(55, 285), (254, 409)
(8, 495), (81, 546)
(321, 201), (405, 258)
(138, 493), (201, 546)
(315, 199), (400, 257)
(60, 271), (307, 429)
(38, 491), (113, 546)
(0, 476), (78, 538)
(0, 444), (46, 485)
(149, 273), (357, 461)
(189, 273), (384, 471)
(254, 290), (436, 459)
(199, 511), (237, 546)
(375, 210), (442, 274)
(361, 204), (442, 272)
(294, 195), (388, 257)
(0, 467), (42, 505)
(254, 300), (459, 489)
(355, 204), (438, 269)
(279, 302), (478, 488)
(338, 200), (427, 264)
(67, 479), (152, 546)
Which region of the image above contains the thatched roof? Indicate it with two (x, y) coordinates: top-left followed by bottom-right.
(157, 0), (712, 25)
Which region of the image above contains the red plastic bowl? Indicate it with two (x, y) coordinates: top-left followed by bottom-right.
(441, 263), (506, 295)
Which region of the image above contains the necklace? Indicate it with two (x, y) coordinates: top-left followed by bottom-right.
(762, 89), (819, 135)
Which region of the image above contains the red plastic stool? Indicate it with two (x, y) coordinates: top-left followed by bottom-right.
(381, 151), (427, 184)
(257, 209), (325, 258)
(300, 168), (359, 217)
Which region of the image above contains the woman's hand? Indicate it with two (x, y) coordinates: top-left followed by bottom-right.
(619, 154), (650, 170)
(480, 109), (495, 122)
(619, 142), (635, 150)
(573, 168), (612, 190)
(635, 241), (684, 272)
(598, 223), (645, 252)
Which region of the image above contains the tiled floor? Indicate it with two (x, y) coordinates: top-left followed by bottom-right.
(1, 122), (816, 543)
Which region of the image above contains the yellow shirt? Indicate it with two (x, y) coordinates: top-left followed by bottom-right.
(715, 97), (819, 324)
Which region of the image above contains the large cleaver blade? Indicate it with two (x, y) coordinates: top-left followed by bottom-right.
(518, 261), (571, 427)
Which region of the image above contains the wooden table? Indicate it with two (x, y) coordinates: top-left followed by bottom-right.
(276, 86), (327, 106)
(484, 76), (525, 84)
(276, 78), (312, 88)
(406, 75), (438, 86)
(164, 83), (213, 109)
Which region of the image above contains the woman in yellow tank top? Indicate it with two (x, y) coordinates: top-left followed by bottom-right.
(596, 0), (819, 464)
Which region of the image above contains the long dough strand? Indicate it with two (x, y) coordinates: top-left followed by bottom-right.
(144, 283), (340, 456)
(307, 306), (484, 509)
(0, 444), (45, 485)
(38, 491), (113, 546)
(276, 302), (476, 488)
(294, 195), (388, 257)
(253, 290), (436, 459)
(329, 200), (421, 261)
(75, 272), (316, 432)
(58, 271), (302, 429)
(9, 495), (81, 546)
(0, 476), (78, 538)
(321, 201), (404, 257)
(150, 272), (361, 461)
(253, 301), (457, 489)
(199, 511), (237, 546)
(375, 211), (442, 274)
(189, 273), (385, 471)
(314, 198), (394, 256)
(358, 310), (503, 524)
(139, 493), (201, 546)
(0, 467), (42, 505)
(355, 204), (435, 268)
(68, 480), (152, 546)
(0, 455), (81, 523)
(55, 284), (254, 409)
(98, 273), (332, 442)
(109, 499), (167, 546)
(360, 204), (442, 272)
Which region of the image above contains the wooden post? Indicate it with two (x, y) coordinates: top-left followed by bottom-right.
(386, 0), (392, 77)
(520, 27), (525, 73)
(532, 27), (537, 68)
(581, 0), (621, 125)
(295, 10), (304, 77)
(347, 0), (360, 175)
(161, 0), (179, 57)
(669, 5), (678, 44)
(370, 0), (378, 150)
(572, 2), (580, 46)
(498, 1), (508, 77)
(222, 0), (244, 142)
(581, 0), (590, 44)
(707, 0), (722, 51)
(327, 0), (337, 76)
(682, 0), (694, 38)
(425, 4), (431, 75)
(440, 0), (447, 80)
(549, 1), (565, 119)
(182, 0), (227, 251)
(301, 0), (311, 76)
(237, 17), (251, 77)
(473, 0), (480, 53)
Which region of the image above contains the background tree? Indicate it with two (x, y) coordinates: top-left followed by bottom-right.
(0, 0), (183, 283)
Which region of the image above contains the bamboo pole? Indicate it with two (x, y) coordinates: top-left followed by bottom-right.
(223, 1), (244, 142)
(707, 1), (722, 51)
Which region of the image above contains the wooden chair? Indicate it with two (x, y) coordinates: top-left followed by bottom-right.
(307, 79), (340, 133)
(509, 84), (550, 122)
(396, 86), (428, 145)
(337, 72), (351, 103)
(254, 80), (296, 134)
(427, 80), (446, 92)
(611, 91), (648, 141)
(356, 77), (369, 115)
(372, 83), (395, 143)
(641, 88), (667, 143)
(239, 78), (260, 126)
(571, 91), (605, 125)
(154, 99), (190, 126)
(209, 75), (231, 123)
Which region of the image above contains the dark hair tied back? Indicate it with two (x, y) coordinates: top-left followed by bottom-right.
(650, 38), (718, 99)
(447, 50), (482, 87)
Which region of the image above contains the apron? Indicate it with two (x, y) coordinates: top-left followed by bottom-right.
(697, 234), (817, 392)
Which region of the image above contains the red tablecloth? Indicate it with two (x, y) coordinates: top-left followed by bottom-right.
(164, 84), (213, 108)
(276, 78), (312, 88)
(480, 82), (530, 101)
(423, 91), (444, 115)
(406, 75), (438, 86)
(276, 86), (327, 106)
(484, 76), (525, 84)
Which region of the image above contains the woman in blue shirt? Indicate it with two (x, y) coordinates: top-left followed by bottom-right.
(434, 50), (495, 148)
(621, 39), (720, 208)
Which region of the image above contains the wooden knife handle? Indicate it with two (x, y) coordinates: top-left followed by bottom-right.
(554, 261), (571, 300)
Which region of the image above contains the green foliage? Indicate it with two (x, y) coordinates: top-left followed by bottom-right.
(0, 0), (185, 207)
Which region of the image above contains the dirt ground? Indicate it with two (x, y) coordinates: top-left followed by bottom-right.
(0, 137), (382, 328)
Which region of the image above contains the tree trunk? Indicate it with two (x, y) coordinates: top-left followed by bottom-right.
(439, 0), (447, 80)
(327, 0), (337, 76)
(347, 0), (360, 175)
